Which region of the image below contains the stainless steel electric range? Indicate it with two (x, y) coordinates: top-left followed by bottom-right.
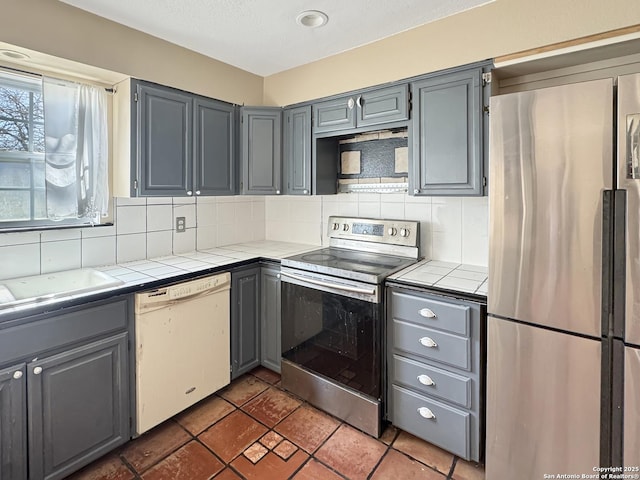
(280, 216), (420, 437)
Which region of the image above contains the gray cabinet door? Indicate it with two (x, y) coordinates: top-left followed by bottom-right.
(0, 363), (26, 480)
(28, 333), (129, 480)
(231, 267), (261, 379)
(194, 97), (235, 196)
(136, 81), (193, 196)
(284, 106), (312, 195)
(411, 68), (484, 196)
(241, 107), (282, 195)
(357, 84), (409, 128)
(260, 267), (282, 373)
(313, 96), (356, 133)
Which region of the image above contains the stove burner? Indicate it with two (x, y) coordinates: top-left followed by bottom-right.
(301, 253), (337, 262)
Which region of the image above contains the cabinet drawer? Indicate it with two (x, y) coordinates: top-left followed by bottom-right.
(0, 298), (127, 366)
(393, 319), (470, 370)
(393, 354), (471, 408)
(392, 385), (470, 459)
(391, 291), (470, 336)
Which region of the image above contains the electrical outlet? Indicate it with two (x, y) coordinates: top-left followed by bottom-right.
(175, 216), (186, 233)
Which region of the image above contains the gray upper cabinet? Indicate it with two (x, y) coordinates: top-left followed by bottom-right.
(28, 333), (129, 480)
(231, 266), (261, 379)
(136, 81), (192, 196)
(313, 95), (356, 133)
(357, 84), (409, 128)
(313, 84), (409, 134)
(194, 97), (236, 196)
(410, 67), (485, 196)
(241, 107), (282, 195)
(0, 363), (26, 480)
(260, 266), (282, 373)
(284, 106), (312, 195)
(132, 79), (236, 197)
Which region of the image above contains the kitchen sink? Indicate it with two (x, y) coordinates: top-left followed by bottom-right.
(0, 269), (124, 310)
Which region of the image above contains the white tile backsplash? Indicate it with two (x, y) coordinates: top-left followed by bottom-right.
(0, 187), (488, 281)
(0, 243), (40, 280)
(82, 236), (116, 267)
(173, 227), (196, 254)
(117, 233), (146, 263)
(147, 205), (173, 232)
(41, 239), (82, 273)
(146, 230), (173, 258)
(116, 205), (146, 235)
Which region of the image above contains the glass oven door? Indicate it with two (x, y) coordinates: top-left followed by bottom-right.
(281, 268), (383, 400)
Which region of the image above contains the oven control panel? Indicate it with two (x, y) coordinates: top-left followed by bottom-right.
(328, 216), (419, 247)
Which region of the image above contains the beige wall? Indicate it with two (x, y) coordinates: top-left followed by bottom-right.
(263, 0), (640, 106)
(1, 0), (262, 105)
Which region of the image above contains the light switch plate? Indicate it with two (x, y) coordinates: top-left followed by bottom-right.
(175, 216), (186, 233)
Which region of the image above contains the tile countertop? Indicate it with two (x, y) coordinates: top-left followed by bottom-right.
(0, 241), (317, 318)
(387, 259), (488, 298)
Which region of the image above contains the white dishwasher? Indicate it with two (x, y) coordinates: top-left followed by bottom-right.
(134, 272), (230, 435)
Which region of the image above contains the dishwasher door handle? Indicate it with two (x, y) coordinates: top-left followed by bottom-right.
(280, 271), (376, 296)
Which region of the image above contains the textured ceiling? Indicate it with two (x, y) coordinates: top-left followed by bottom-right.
(59, 0), (493, 76)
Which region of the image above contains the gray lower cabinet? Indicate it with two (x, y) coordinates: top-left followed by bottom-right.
(240, 107), (282, 195)
(28, 333), (129, 480)
(132, 79), (236, 197)
(231, 267), (261, 379)
(0, 297), (130, 480)
(260, 266), (281, 373)
(284, 106), (312, 195)
(410, 65), (488, 196)
(0, 363), (26, 480)
(387, 286), (484, 462)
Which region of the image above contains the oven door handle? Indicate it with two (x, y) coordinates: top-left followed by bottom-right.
(280, 271), (376, 296)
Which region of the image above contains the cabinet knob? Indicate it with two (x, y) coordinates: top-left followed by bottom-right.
(303, 189), (309, 194)
(419, 308), (436, 318)
(413, 189), (419, 194)
(356, 95), (362, 108)
(13, 371), (23, 380)
(276, 273), (281, 279)
(195, 190), (201, 195)
(187, 190), (193, 196)
(419, 337), (438, 348)
(33, 366), (43, 375)
(417, 407), (436, 420)
(276, 190), (281, 195)
(417, 374), (435, 386)
(347, 97), (355, 110)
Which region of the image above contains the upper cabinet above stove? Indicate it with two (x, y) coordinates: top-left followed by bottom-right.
(312, 84), (410, 135)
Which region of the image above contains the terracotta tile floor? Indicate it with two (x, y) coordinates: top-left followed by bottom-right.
(66, 366), (485, 480)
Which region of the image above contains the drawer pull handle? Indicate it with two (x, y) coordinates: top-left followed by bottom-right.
(417, 374), (435, 386)
(419, 308), (437, 318)
(417, 407), (436, 420)
(419, 337), (438, 348)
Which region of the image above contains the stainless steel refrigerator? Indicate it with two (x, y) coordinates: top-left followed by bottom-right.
(487, 73), (640, 478)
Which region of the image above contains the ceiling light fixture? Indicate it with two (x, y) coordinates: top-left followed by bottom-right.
(296, 10), (328, 28)
(0, 49), (31, 60)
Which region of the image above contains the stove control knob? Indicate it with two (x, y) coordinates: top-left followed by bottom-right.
(388, 227), (397, 236)
(342, 224), (350, 232)
(332, 223), (340, 231)
(400, 228), (410, 237)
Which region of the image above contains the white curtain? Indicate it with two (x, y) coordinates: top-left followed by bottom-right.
(43, 77), (109, 221)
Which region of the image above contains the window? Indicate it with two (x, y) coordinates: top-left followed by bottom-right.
(0, 70), (46, 224)
(0, 68), (110, 230)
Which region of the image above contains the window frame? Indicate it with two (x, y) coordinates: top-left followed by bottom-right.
(0, 67), (106, 231)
